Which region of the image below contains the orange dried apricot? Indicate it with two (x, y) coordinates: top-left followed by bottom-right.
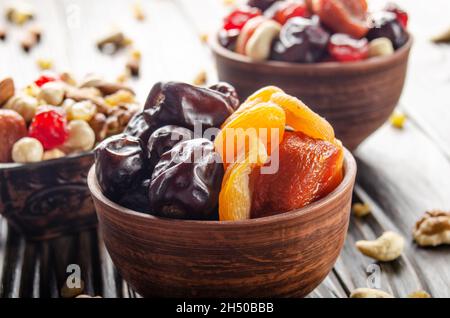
(222, 86), (284, 126)
(214, 101), (285, 168)
(269, 92), (335, 142)
(251, 131), (344, 218)
(219, 139), (268, 221)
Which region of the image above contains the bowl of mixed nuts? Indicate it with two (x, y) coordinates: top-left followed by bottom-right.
(0, 73), (140, 240)
(211, 0), (413, 150)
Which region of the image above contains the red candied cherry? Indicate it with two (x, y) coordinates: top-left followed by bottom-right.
(223, 7), (261, 31)
(28, 106), (69, 150)
(34, 74), (58, 87)
(328, 33), (368, 62)
(384, 2), (408, 28)
(273, 1), (310, 25)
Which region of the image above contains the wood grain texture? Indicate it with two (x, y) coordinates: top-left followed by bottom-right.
(88, 151), (356, 297)
(0, 0), (450, 298)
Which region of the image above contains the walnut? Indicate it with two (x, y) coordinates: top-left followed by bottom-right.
(413, 210), (450, 247)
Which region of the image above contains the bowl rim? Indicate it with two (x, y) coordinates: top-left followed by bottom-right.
(210, 30), (413, 73)
(88, 147), (356, 227)
(0, 151), (93, 171)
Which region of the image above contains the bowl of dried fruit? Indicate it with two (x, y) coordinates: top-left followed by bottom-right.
(0, 73), (140, 240)
(88, 81), (357, 297)
(211, 0), (412, 150)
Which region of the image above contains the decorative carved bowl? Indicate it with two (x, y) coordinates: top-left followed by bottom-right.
(211, 34), (413, 150)
(89, 149), (357, 297)
(0, 153), (97, 240)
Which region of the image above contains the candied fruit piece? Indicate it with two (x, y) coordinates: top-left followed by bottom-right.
(214, 101), (285, 168)
(223, 7), (261, 31)
(28, 107), (69, 150)
(251, 131), (344, 218)
(328, 33), (369, 62)
(312, 0), (368, 38)
(269, 92), (335, 142)
(219, 139), (268, 221)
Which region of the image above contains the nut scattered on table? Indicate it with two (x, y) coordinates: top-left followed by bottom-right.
(27, 24), (42, 43)
(408, 290), (432, 298)
(36, 57), (53, 70)
(350, 288), (394, 298)
(431, 27), (450, 44)
(193, 70), (207, 86)
(0, 77), (15, 106)
(199, 33), (209, 44)
(132, 1), (146, 21)
(390, 111), (406, 129)
(0, 25), (7, 40)
(356, 231), (405, 262)
(413, 210), (450, 247)
(126, 49), (141, 77)
(5, 3), (35, 26)
(97, 30), (130, 54)
(76, 294), (102, 298)
(20, 31), (38, 52)
(352, 202), (372, 217)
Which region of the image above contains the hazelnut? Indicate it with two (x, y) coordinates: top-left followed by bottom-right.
(38, 81), (65, 105)
(63, 120), (96, 153)
(12, 137), (44, 163)
(43, 148), (66, 160)
(66, 100), (97, 121)
(4, 94), (38, 122)
(88, 113), (108, 141)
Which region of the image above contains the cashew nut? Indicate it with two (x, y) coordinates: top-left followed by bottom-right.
(352, 203), (371, 217)
(356, 231), (404, 261)
(368, 37), (394, 58)
(12, 137), (44, 163)
(413, 210), (450, 247)
(38, 81), (65, 105)
(408, 290), (431, 298)
(63, 120), (96, 153)
(245, 20), (281, 61)
(350, 288), (394, 298)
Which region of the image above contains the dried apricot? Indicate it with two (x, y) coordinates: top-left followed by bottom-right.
(251, 131), (344, 218)
(222, 86), (284, 126)
(219, 139), (267, 221)
(214, 101), (285, 168)
(269, 92), (335, 142)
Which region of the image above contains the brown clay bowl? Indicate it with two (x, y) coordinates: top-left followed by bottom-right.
(211, 34), (413, 150)
(88, 148), (357, 298)
(0, 153), (97, 241)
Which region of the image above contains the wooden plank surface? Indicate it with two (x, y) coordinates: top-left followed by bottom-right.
(0, 0), (449, 298)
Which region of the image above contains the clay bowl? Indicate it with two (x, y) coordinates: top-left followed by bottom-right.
(88, 148), (357, 298)
(211, 34), (413, 150)
(0, 153), (97, 241)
